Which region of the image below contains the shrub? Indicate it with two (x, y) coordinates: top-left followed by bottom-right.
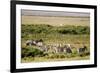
(58, 29), (71, 34)
(21, 47), (44, 58)
(59, 54), (66, 58)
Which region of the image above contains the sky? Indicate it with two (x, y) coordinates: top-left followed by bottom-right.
(21, 9), (90, 17)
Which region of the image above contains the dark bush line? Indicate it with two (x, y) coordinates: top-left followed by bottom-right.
(21, 24), (90, 36)
(56, 26), (90, 34)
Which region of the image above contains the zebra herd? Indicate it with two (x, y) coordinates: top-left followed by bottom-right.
(25, 39), (88, 55)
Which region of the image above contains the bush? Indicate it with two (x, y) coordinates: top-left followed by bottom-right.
(58, 29), (71, 34)
(21, 47), (44, 58)
(58, 26), (90, 35)
(59, 54), (66, 58)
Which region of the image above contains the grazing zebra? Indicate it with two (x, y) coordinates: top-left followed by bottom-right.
(26, 40), (33, 46)
(26, 39), (44, 47)
(78, 46), (87, 54)
(53, 46), (58, 53)
(35, 39), (44, 47)
(39, 45), (49, 52)
(57, 46), (64, 53)
(66, 47), (72, 53)
(63, 44), (72, 53)
(50, 44), (72, 53)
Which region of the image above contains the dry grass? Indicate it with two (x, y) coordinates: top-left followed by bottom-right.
(21, 16), (90, 26)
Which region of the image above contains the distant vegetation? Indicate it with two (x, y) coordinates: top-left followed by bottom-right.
(21, 24), (90, 38)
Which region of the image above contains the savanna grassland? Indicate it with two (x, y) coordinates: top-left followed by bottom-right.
(21, 15), (90, 63)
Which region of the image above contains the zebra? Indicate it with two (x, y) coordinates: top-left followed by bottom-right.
(26, 40), (33, 46)
(77, 45), (88, 56)
(78, 46), (87, 53)
(39, 45), (49, 52)
(63, 44), (72, 53)
(26, 39), (44, 47)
